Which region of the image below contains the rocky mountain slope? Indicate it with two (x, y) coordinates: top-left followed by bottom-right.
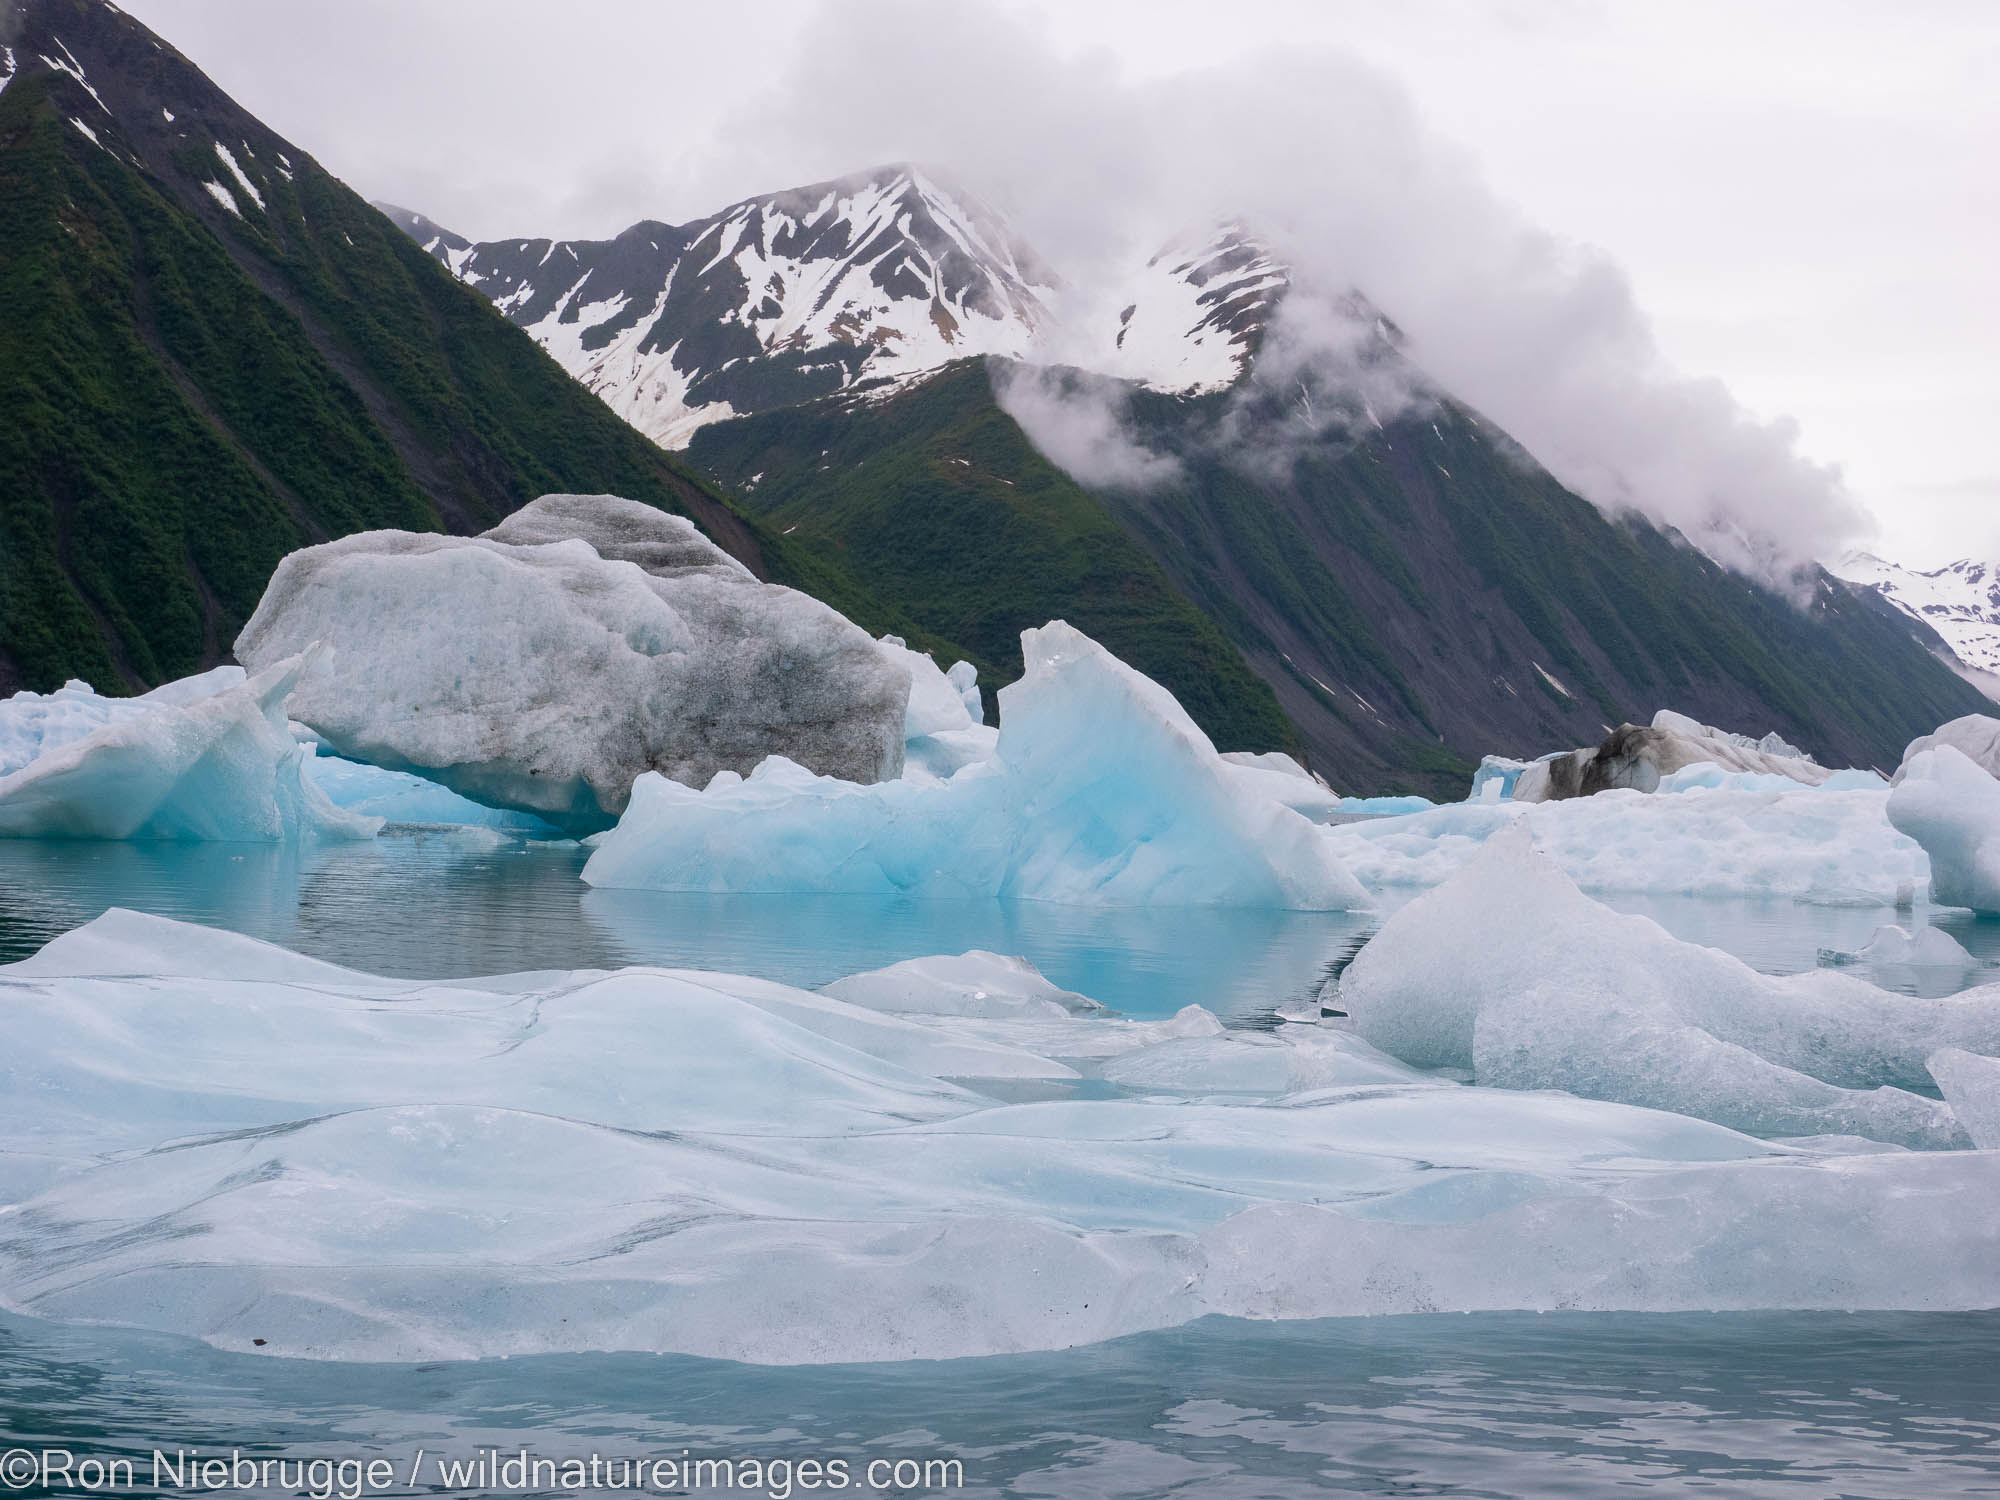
(0, 0), (935, 695)
(690, 362), (1986, 793)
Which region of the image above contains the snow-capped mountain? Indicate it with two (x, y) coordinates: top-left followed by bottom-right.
(384, 167), (1059, 449)
(387, 179), (1306, 446)
(1090, 223), (1289, 394)
(1832, 553), (2000, 676)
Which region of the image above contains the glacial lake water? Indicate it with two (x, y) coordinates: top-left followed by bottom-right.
(3, 829), (2000, 1496)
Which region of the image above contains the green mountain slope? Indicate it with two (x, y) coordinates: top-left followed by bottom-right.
(687, 364), (1296, 749)
(692, 361), (1990, 795)
(0, 0), (941, 695)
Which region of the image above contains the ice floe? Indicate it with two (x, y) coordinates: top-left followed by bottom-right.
(235, 494), (910, 834)
(1329, 774), (1923, 905)
(1514, 710), (1826, 802)
(0, 651), (377, 843)
(1887, 745), (2000, 913)
(3, 909), (1997, 1365)
(1338, 829), (2000, 1148)
(582, 622), (1370, 909)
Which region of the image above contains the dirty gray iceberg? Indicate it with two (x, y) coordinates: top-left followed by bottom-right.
(235, 494), (911, 834)
(1513, 709), (1828, 802)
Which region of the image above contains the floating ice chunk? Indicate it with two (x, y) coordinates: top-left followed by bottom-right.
(1339, 829), (1998, 1146)
(1896, 713), (2000, 783)
(8, 910), (2000, 1363)
(1331, 777), (1926, 905)
(822, 950), (1105, 1019)
(235, 495), (910, 834)
(0, 665), (246, 774)
(0, 652), (377, 843)
(582, 622), (1371, 910)
(1515, 716), (1827, 802)
(946, 660), (983, 723)
(1887, 746), (2000, 913)
(1841, 924), (1978, 969)
(880, 635), (976, 738)
(1219, 751), (1342, 820)
(1928, 1048), (2000, 1148)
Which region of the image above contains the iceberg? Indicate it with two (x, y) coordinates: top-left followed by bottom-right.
(302, 754), (563, 834)
(877, 634), (997, 783)
(1895, 713), (2000, 782)
(0, 652), (378, 843)
(1338, 829), (2000, 1147)
(1886, 745), (2000, 913)
(821, 950), (1106, 1019)
(234, 494), (911, 834)
(1329, 775), (1925, 905)
(1219, 750), (1343, 821)
(5, 910), (1999, 1364)
(1514, 710), (1827, 802)
(581, 622), (1370, 910)
(1928, 1048), (2000, 1149)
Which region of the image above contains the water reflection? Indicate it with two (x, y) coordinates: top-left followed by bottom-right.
(2, 836), (1998, 1019)
(2, 1310), (1997, 1497)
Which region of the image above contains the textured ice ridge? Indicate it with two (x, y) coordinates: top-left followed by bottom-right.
(3, 911), (1999, 1365)
(1339, 827), (1998, 1147)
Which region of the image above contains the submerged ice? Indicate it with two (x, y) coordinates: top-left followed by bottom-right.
(2, 909), (1997, 1365)
(582, 622), (1369, 909)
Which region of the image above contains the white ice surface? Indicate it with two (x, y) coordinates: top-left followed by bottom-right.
(1338, 829), (1998, 1148)
(1887, 745), (2000, 913)
(1330, 777), (1927, 906)
(0, 653), (377, 843)
(1928, 1048), (2000, 1149)
(582, 622), (1369, 909)
(2, 910), (1997, 1364)
(1897, 714), (2000, 780)
(821, 949), (1105, 1020)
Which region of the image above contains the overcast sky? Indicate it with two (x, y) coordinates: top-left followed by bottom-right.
(119, 0), (1997, 568)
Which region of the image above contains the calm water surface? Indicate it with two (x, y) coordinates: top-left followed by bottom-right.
(3, 831), (1998, 1495)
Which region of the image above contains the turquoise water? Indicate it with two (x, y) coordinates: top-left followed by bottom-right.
(3, 832), (2000, 1495)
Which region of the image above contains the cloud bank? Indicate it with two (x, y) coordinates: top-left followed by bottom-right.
(702, 1), (1869, 583)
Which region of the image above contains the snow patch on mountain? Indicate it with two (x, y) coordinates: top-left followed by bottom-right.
(1090, 223), (1288, 394)
(1833, 553), (2000, 677)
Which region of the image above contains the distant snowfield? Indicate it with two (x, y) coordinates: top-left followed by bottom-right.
(1835, 551), (2000, 680)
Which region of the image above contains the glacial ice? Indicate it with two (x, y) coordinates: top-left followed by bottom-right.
(0, 652), (378, 843)
(821, 950), (1106, 1019)
(4, 909), (1998, 1365)
(1896, 713), (2000, 782)
(1514, 711), (1827, 802)
(1337, 829), (2000, 1147)
(581, 622), (1370, 909)
(1330, 775), (1926, 905)
(1887, 746), (2000, 913)
(1928, 1047), (2000, 1149)
(1219, 750), (1343, 820)
(234, 494), (911, 834)
(878, 634), (997, 783)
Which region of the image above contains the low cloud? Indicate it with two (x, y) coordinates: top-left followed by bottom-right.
(990, 363), (1183, 491)
(705, 1), (1871, 585)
